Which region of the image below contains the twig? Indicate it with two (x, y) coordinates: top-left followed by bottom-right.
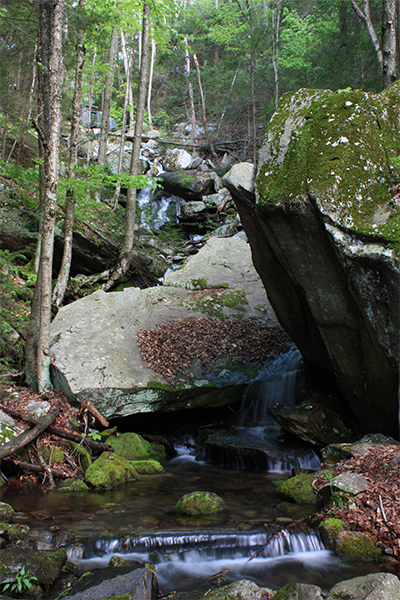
(35, 441), (56, 490)
(378, 493), (397, 535)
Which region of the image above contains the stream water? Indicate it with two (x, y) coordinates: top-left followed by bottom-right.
(0, 349), (395, 596)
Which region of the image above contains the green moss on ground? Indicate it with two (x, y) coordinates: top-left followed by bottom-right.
(335, 531), (382, 563)
(319, 517), (350, 548)
(106, 432), (165, 462)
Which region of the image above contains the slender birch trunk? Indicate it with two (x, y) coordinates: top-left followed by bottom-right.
(184, 37), (197, 148)
(147, 36), (156, 129)
(97, 27), (118, 166)
(26, 0), (64, 391)
(103, 0), (151, 291)
(193, 53), (217, 159)
(381, 0), (397, 87)
(272, 0), (281, 108)
(120, 30), (135, 126)
(52, 0), (86, 308)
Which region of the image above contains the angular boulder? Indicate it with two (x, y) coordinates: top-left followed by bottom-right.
(224, 83), (400, 437)
(50, 237), (288, 420)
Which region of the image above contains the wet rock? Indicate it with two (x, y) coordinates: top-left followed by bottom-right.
(227, 83), (400, 437)
(321, 442), (381, 462)
(274, 583), (323, 600)
(84, 452), (139, 489)
(55, 564), (158, 600)
(199, 580), (276, 599)
(267, 400), (352, 446)
(335, 531), (381, 563)
(175, 491), (226, 515)
(0, 548), (67, 591)
(158, 170), (215, 200)
(325, 572), (400, 600)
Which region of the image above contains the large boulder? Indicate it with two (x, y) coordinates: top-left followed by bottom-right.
(50, 237), (289, 420)
(224, 83), (400, 437)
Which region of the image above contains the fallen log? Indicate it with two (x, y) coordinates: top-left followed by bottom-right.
(0, 403), (60, 460)
(0, 406), (114, 453)
(2, 457), (67, 478)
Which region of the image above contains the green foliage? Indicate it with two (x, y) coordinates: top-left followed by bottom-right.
(1, 566), (38, 596)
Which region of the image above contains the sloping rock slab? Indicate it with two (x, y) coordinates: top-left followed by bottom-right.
(325, 572), (400, 600)
(57, 565), (158, 600)
(50, 237), (285, 419)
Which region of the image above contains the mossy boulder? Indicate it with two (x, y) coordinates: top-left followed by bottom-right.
(275, 473), (316, 505)
(335, 531), (381, 563)
(273, 582), (323, 600)
(84, 452), (139, 489)
(0, 548), (67, 591)
(175, 491), (226, 515)
(67, 441), (92, 471)
(0, 502), (14, 523)
(58, 479), (89, 493)
(106, 432), (165, 462)
(319, 518), (350, 548)
(130, 460), (164, 474)
(226, 82), (400, 437)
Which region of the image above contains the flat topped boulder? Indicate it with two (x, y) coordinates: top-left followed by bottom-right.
(50, 237), (289, 419)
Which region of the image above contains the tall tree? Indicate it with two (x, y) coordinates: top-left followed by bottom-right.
(97, 27), (119, 166)
(52, 0), (86, 308)
(103, 0), (151, 291)
(26, 0), (65, 391)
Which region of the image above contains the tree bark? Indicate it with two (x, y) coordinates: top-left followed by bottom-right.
(349, 0), (383, 66)
(120, 30), (135, 126)
(184, 37), (197, 149)
(103, 0), (151, 291)
(193, 53), (217, 159)
(272, 0), (281, 108)
(381, 0), (397, 87)
(97, 27), (118, 166)
(52, 0), (86, 308)
(26, 0), (64, 392)
(0, 403), (60, 460)
(147, 36), (156, 129)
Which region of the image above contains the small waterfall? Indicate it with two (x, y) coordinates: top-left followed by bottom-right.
(67, 528), (334, 594)
(240, 348), (306, 425)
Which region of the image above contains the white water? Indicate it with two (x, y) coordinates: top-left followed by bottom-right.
(68, 528), (342, 594)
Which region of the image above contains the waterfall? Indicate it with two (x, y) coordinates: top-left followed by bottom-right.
(240, 347), (306, 425)
(67, 528), (338, 594)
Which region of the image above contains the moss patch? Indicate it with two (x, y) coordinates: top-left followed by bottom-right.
(106, 432), (165, 462)
(319, 517), (350, 548)
(335, 531), (382, 563)
(130, 460), (164, 474)
(275, 473), (316, 504)
(175, 491), (226, 515)
(58, 479), (89, 493)
(85, 452), (139, 489)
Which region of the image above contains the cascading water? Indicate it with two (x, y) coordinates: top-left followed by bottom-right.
(67, 527), (344, 594)
(205, 347), (321, 473)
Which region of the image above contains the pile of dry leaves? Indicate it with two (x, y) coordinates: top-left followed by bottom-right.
(137, 316), (292, 383)
(313, 445), (400, 559)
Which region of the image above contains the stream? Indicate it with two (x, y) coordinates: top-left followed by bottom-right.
(0, 349), (395, 596)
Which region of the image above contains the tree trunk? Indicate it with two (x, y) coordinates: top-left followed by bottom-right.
(26, 0), (64, 392)
(120, 30), (135, 126)
(147, 36), (156, 129)
(97, 27), (118, 166)
(381, 0), (397, 87)
(272, 0), (281, 108)
(349, 0), (383, 66)
(250, 59), (257, 164)
(52, 0), (86, 308)
(193, 53), (217, 159)
(103, 0), (151, 292)
(112, 33), (135, 209)
(184, 37), (197, 148)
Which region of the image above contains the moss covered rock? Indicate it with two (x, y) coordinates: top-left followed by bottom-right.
(67, 441), (92, 471)
(226, 83), (400, 437)
(58, 479), (89, 493)
(175, 491), (226, 515)
(106, 432), (165, 462)
(335, 531), (381, 563)
(275, 473), (316, 505)
(0, 502), (15, 523)
(273, 582), (323, 600)
(319, 518), (350, 549)
(130, 460), (164, 474)
(85, 452), (139, 489)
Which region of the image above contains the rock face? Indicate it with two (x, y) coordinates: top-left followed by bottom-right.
(50, 236), (285, 419)
(224, 83), (400, 437)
